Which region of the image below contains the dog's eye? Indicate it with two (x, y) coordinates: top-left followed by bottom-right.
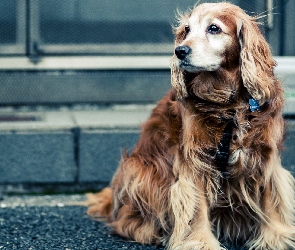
(207, 24), (222, 34)
(185, 24), (190, 34)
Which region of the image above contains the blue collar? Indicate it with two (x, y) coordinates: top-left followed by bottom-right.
(249, 98), (261, 112)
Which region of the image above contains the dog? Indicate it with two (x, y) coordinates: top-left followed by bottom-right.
(87, 2), (295, 249)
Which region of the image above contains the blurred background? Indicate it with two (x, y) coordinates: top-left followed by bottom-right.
(0, 0), (293, 105)
(0, 0), (294, 192)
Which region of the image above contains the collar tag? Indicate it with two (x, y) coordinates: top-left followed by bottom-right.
(249, 98), (261, 112)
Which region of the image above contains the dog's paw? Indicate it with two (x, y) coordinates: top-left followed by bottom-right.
(172, 241), (203, 250)
(86, 187), (113, 219)
(248, 224), (295, 250)
(170, 240), (224, 250)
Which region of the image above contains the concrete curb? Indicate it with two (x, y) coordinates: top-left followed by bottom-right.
(0, 107), (151, 188)
(0, 106), (294, 192)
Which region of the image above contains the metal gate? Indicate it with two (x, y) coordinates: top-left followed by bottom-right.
(0, 0), (294, 104)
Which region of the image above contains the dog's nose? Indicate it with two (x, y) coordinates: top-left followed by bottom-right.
(175, 46), (191, 60)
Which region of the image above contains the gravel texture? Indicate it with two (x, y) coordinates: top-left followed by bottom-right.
(0, 206), (163, 250)
(0, 195), (243, 250)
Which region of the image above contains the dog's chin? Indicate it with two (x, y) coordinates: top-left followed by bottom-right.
(179, 61), (220, 73)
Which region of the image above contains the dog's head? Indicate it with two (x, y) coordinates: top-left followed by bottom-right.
(171, 2), (276, 105)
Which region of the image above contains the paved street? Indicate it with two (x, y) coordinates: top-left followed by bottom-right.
(0, 195), (243, 250)
(0, 195), (163, 250)
(0, 206), (166, 250)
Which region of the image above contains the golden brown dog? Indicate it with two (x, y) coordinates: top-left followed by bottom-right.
(87, 2), (295, 249)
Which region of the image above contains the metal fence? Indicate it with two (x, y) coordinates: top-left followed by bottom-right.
(0, 0), (294, 57)
(0, 0), (294, 105)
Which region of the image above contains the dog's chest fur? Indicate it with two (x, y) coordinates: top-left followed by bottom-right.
(180, 99), (243, 169)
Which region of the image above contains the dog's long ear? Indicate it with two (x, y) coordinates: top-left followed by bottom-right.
(239, 17), (276, 105)
(170, 12), (191, 100)
(170, 56), (188, 100)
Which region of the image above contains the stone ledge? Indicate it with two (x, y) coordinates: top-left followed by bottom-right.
(0, 107), (151, 184)
(78, 129), (140, 182)
(0, 106), (153, 131)
(0, 131), (76, 183)
(72, 107), (152, 129)
(0, 108), (294, 186)
(0, 111), (74, 131)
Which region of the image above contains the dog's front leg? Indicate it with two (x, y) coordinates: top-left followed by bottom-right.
(168, 157), (221, 250)
(249, 165), (295, 250)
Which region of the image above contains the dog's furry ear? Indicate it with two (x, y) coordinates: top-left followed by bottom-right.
(170, 12), (191, 100)
(170, 57), (188, 100)
(239, 17), (276, 105)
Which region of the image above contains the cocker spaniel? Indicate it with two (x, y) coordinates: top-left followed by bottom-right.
(87, 2), (295, 249)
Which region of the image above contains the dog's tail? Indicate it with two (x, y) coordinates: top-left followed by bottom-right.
(86, 187), (113, 221)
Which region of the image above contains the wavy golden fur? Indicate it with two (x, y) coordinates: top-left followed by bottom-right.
(87, 2), (295, 249)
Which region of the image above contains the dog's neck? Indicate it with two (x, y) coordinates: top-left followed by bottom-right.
(182, 68), (261, 177)
(185, 67), (243, 105)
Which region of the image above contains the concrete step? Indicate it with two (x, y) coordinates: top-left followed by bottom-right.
(0, 105), (294, 194)
(0, 105), (151, 192)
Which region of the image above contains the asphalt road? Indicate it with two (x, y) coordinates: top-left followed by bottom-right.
(0, 206), (165, 250)
(0, 195), (242, 250)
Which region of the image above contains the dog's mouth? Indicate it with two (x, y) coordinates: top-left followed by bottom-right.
(179, 60), (201, 72)
(179, 59), (220, 73)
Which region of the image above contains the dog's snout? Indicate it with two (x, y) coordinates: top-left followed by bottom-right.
(175, 46), (191, 60)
